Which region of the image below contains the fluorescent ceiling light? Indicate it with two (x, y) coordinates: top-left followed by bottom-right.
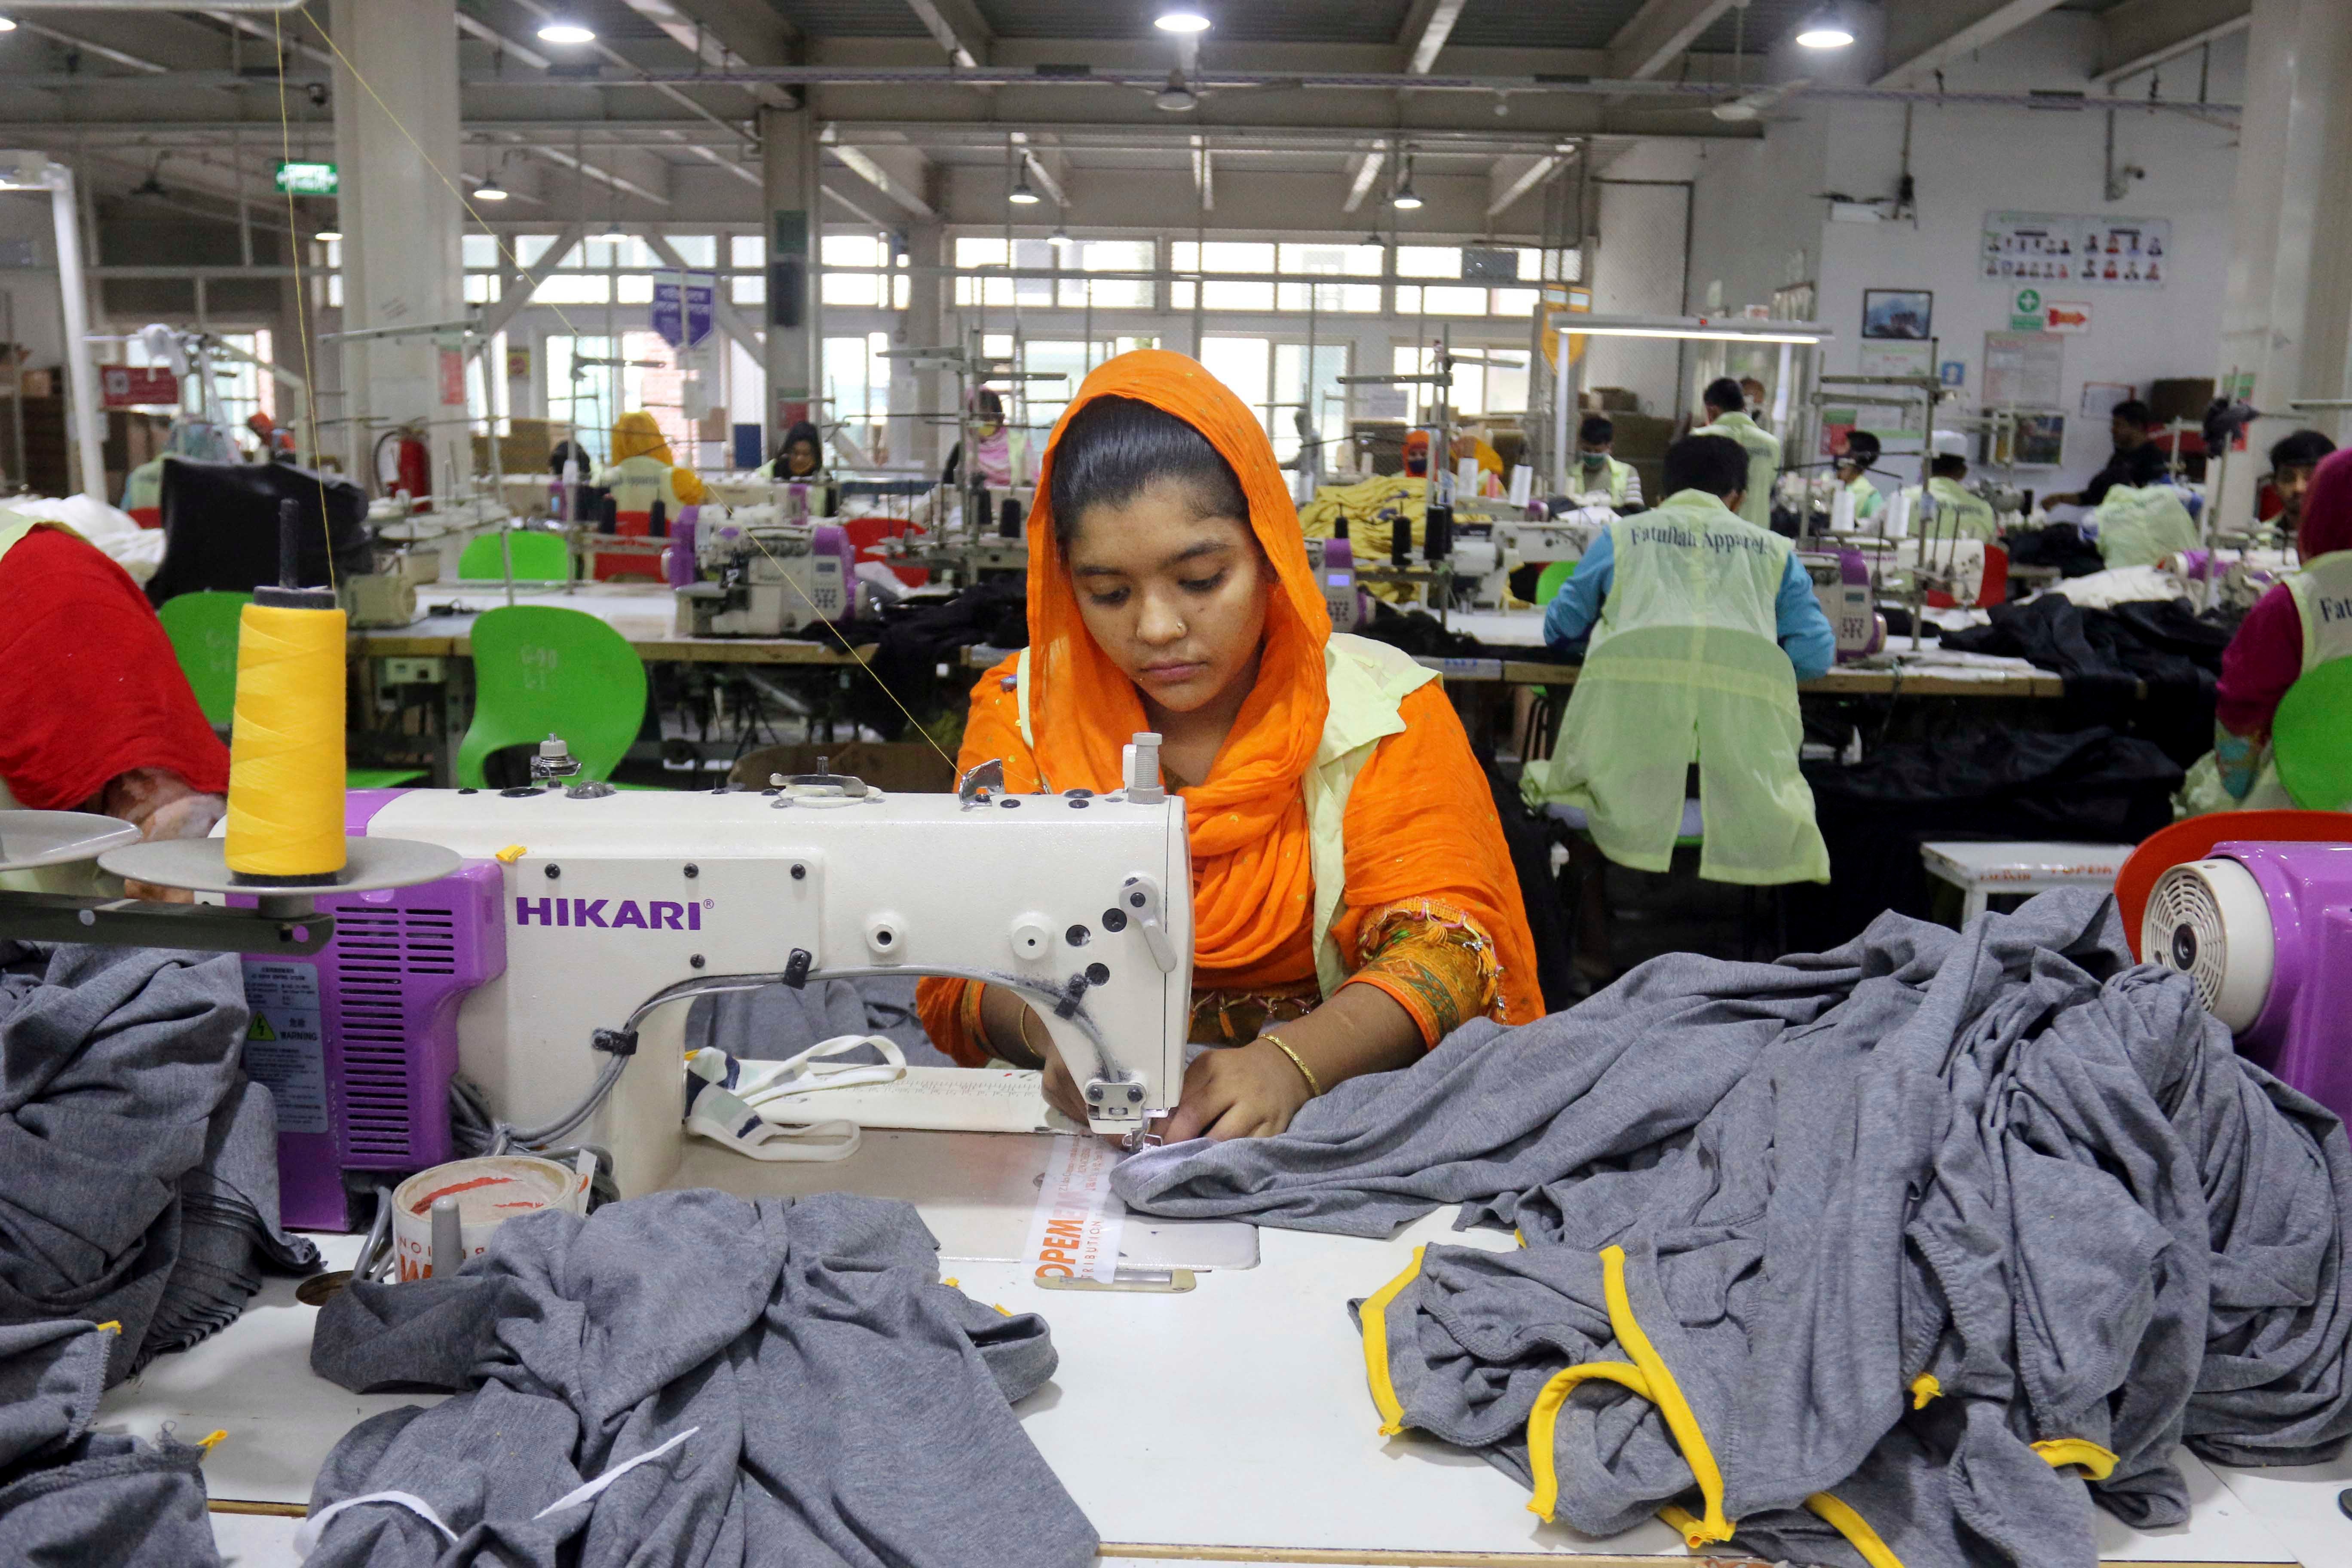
(1155, 9), (1211, 32)
(536, 21), (596, 45)
(1794, 6), (1854, 49)
(472, 175), (508, 201)
(316, 229), (342, 242)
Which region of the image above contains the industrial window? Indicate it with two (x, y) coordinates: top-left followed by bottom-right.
(461, 234), (501, 270)
(1061, 239), (1153, 309)
(730, 235), (764, 269)
(664, 235), (717, 267)
(823, 332), (893, 464)
(1202, 336), (1351, 464)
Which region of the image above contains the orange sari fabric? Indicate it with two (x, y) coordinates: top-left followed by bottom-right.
(915, 349), (1541, 1062)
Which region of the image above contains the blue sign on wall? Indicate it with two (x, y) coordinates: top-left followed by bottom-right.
(651, 273), (715, 349)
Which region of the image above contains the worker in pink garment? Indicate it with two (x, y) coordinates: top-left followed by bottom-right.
(2210, 439), (2352, 805)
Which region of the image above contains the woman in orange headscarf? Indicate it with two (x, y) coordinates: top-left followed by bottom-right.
(916, 351), (1541, 1141)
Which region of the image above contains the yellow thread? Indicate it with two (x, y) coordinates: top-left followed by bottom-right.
(224, 601), (348, 877)
(1909, 1372), (1941, 1409)
(942, 1277), (959, 1288)
(1514, 1228), (1526, 1247)
(93, 1321), (120, 1333)
(2032, 1438), (2118, 1480)
(1804, 1491), (1906, 1568)
(993, 1303), (1012, 1317)
(1359, 1246), (1425, 1436)
(197, 1430), (229, 1453)
(1523, 1360), (1651, 1522)
(1599, 1244), (1733, 1545)
(494, 844), (528, 864)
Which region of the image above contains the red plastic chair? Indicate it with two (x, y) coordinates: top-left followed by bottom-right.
(841, 515), (929, 587)
(2113, 809), (2352, 960)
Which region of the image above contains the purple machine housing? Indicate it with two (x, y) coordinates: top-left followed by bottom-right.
(236, 791), (505, 1230)
(2208, 840), (2352, 1128)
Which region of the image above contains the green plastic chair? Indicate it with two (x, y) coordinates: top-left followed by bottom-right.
(458, 530), (572, 582)
(157, 591), (251, 730)
(456, 605), (650, 789)
(2274, 659), (2352, 811)
(1534, 557), (1578, 607)
(159, 589), (427, 787)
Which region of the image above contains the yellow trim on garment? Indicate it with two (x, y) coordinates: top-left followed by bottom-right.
(1657, 1504), (1706, 1547)
(2033, 1438), (2119, 1481)
(1515, 1228), (1526, 1247)
(1360, 1246), (1426, 1436)
(1805, 1491), (1906, 1568)
(1525, 1360), (1654, 1522)
(196, 1430), (229, 1455)
(1909, 1373), (1941, 1409)
(1599, 1244), (1733, 1545)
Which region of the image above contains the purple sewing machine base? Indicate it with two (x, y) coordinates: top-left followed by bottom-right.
(2211, 840), (2352, 1132)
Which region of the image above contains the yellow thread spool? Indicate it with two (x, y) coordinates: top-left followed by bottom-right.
(224, 597), (348, 879)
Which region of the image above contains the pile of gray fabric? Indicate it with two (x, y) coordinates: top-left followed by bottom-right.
(0, 941), (318, 1379)
(1113, 889), (2352, 1568)
(303, 1188), (1096, 1567)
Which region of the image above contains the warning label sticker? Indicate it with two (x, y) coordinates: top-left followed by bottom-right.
(239, 960), (330, 1135)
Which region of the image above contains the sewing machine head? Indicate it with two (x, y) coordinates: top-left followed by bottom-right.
(360, 760), (1193, 1197)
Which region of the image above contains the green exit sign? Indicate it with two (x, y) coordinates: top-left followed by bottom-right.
(274, 160), (337, 196)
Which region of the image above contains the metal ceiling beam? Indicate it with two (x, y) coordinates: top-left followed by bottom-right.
(510, 139), (673, 205)
(1876, 0), (2070, 86)
(2096, 0), (2252, 84)
(199, 7), (334, 68)
(1189, 135), (1212, 211)
(1486, 152), (1561, 215)
(612, 0), (791, 107)
(672, 134), (763, 188)
(476, 219), (587, 339)
(502, 0), (762, 147)
(900, 0), (992, 69)
(822, 182), (888, 228)
(1400, 0), (1469, 75)
(1008, 132), (1065, 208)
(456, 11), (551, 71)
(1340, 142), (1387, 213)
(1608, 0), (1738, 80)
(14, 20), (168, 73)
(825, 139), (937, 217)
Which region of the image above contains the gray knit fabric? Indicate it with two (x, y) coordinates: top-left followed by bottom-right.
(0, 1319), (224, 1566)
(1119, 891), (2352, 1568)
(303, 1188), (1093, 1568)
(0, 940), (318, 1381)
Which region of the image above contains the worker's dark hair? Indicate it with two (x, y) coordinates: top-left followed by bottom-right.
(780, 420), (821, 455)
(1578, 413), (1614, 445)
(1931, 453), (1968, 481)
(548, 439), (590, 476)
(1661, 433), (1750, 500)
(2271, 429), (2338, 474)
(972, 386), (1006, 421)
(1701, 377), (1746, 415)
(2110, 398), (2155, 430)
(1047, 395), (1249, 548)
(1843, 431), (1882, 464)
(2122, 441), (2170, 486)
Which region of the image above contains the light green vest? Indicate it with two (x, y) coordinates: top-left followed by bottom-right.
(1703, 411), (1782, 530)
(2093, 484), (2199, 569)
(1524, 490), (1829, 886)
(2219, 550), (2352, 810)
(1844, 473), (1884, 522)
(1906, 477), (1998, 542)
(1016, 631), (1439, 996)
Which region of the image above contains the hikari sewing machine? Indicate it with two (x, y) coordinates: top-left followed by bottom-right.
(672, 517), (854, 637)
(352, 744), (1193, 1199)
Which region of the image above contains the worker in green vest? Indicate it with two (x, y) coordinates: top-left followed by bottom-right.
(1832, 431), (1886, 527)
(1905, 453), (2000, 542)
(1572, 413), (1644, 510)
(1528, 432), (1832, 888)
(1700, 376), (1782, 530)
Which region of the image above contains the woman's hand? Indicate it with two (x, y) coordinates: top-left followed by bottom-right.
(1038, 1039), (1091, 1126)
(1160, 1039), (1316, 1143)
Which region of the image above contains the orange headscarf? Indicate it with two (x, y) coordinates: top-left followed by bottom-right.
(918, 350), (1541, 1055)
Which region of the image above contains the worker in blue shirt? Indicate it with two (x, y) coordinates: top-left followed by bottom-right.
(1542, 435), (1837, 681)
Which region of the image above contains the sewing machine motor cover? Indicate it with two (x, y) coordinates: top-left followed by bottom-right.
(363, 784), (1194, 1197)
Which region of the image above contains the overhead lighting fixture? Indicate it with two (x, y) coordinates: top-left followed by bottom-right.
(1155, 7), (1211, 32)
(472, 173), (508, 201)
(594, 229), (631, 244)
(1009, 170), (1040, 205)
(536, 19), (596, 45)
(0, 18), (18, 33)
(1794, 5), (1855, 49)
(1390, 160), (1423, 211)
(1048, 226), (1072, 248)
(316, 229), (342, 242)
(1154, 69), (1200, 112)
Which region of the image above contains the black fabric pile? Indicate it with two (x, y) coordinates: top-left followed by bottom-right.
(303, 1189), (1095, 1567)
(1942, 595), (2231, 765)
(1787, 725), (2182, 950)
(0, 941), (317, 1380)
(856, 578), (1029, 738)
(2002, 523), (2106, 579)
(1113, 891), (2352, 1568)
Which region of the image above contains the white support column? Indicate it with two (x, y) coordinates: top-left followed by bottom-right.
(2217, 0), (2352, 523)
(895, 219), (945, 473)
(329, 0), (465, 494)
(45, 167), (103, 501)
(760, 104), (821, 462)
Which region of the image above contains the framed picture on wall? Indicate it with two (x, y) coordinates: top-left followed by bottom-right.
(1862, 289), (1934, 340)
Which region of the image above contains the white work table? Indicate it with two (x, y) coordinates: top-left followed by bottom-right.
(98, 1130), (2334, 1566)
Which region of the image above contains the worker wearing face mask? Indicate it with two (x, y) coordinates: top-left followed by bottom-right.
(1831, 432), (1886, 527)
(1902, 453), (1999, 542)
(1572, 414), (1643, 511)
(1700, 376), (1781, 530)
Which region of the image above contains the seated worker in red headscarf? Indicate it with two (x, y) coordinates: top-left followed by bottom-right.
(2200, 445), (2352, 808)
(0, 513), (230, 868)
(916, 351), (1543, 1142)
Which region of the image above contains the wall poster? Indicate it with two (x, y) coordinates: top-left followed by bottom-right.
(1982, 211), (2170, 288)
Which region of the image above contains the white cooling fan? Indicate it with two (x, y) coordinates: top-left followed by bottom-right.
(2143, 858), (2275, 1032)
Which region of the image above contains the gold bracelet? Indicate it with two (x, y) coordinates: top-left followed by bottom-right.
(1014, 1007), (1048, 1071)
(1260, 1033), (1323, 1098)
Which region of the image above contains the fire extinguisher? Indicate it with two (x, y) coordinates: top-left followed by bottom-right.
(373, 424), (433, 513)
